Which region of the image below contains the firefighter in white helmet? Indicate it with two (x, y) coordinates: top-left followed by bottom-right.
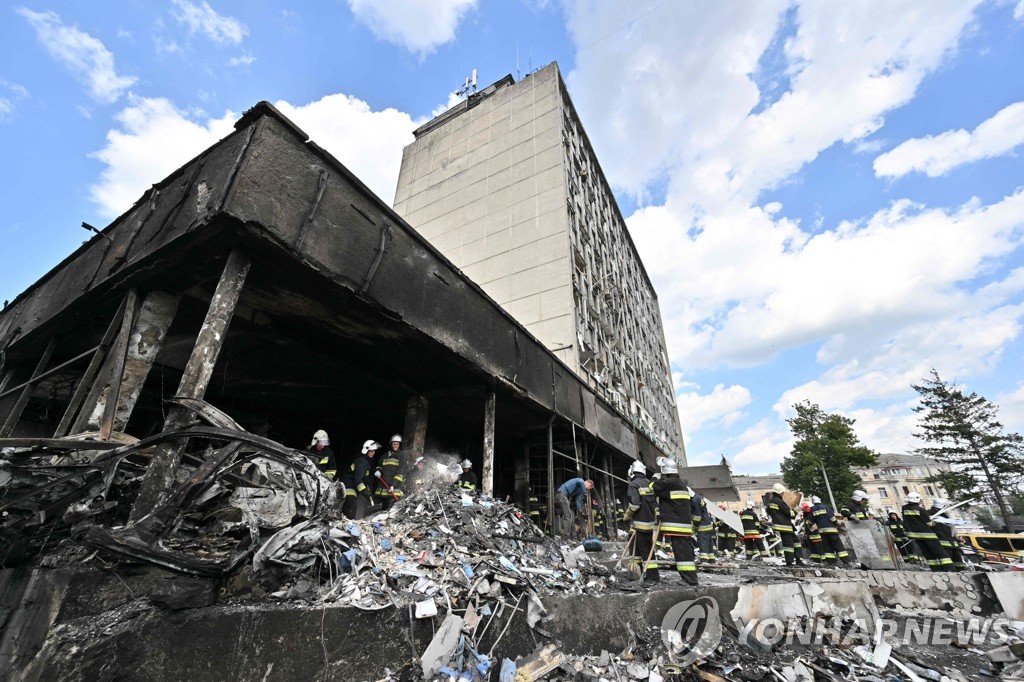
(306, 430), (337, 480)
(347, 440), (381, 519)
(650, 456), (697, 585)
(456, 458), (478, 493)
(376, 434), (406, 510)
(622, 460), (659, 582)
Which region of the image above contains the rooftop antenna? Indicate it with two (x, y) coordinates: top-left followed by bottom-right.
(454, 69), (478, 97)
(516, 40), (520, 80)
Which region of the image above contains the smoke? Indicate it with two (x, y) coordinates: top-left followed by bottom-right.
(413, 449), (463, 487)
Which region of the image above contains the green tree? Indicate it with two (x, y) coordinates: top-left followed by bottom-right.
(780, 401), (877, 507)
(912, 369), (1024, 529)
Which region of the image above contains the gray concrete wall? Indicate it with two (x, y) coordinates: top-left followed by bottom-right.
(394, 65), (575, 370)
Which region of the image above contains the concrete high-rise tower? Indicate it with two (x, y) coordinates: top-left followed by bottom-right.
(394, 63), (683, 460)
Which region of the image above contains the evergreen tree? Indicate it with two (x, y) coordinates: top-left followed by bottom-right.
(912, 369), (1024, 529)
(780, 401), (877, 507)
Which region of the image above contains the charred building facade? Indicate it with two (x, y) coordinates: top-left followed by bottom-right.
(0, 103), (725, 549)
(394, 63), (683, 462)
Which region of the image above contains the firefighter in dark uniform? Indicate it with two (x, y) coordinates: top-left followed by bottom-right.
(307, 430), (337, 480)
(902, 492), (952, 571)
(375, 434), (407, 510)
(841, 490), (870, 521)
(740, 501), (764, 559)
(928, 498), (966, 570)
(650, 456), (698, 585)
(350, 440), (381, 519)
(810, 496), (850, 564)
(623, 461), (659, 582)
(408, 456), (428, 494)
(767, 483), (800, 566)
(456, 459), (478, 492)
(693, 492), (715, 563)
(589, 495), (607, 538)
(715, 504), (737, 557)
(887, 511), (920, 563)
(801, 501), (822, 562)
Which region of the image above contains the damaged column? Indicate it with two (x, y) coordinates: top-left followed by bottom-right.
(482, 390), (495, 496)
(70, 291), (180, 438)
(129, 249), (250, 523)
(403, 395), (428, 458)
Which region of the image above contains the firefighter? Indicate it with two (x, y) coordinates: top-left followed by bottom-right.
(456, 459), (478, 492)
(590, 495), (606, 538)
(408, 455), (428, 493)
(887, 511), (921, 564)
(650, 456), (697, 585)
(307, 429), (337, 480)
(801, 501), (822, 562)
(350, 440), (381, 519)
(767, 483), (801, 566)
(902, 492), (952, 571)
(530, 491), (546, 531)
(739, 501), (765, 560)
(623, 461), (659, 582)
(692, 490), (715, 563)
(841, 490), (870, 521)
(716, 504), (737, 557)
(928, 499), (967, 570)
(375, 434), (406, 510)
(810, 495), (850, 565)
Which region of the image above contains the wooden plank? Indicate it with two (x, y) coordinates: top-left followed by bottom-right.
(0, 338), (57, 437)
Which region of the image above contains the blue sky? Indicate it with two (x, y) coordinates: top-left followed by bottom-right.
(2, 1), (1024, 474)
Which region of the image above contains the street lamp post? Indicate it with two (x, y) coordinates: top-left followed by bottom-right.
(819, 458), (838, 511)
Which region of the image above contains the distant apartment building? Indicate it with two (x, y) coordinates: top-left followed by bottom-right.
(853, 453), (970, 521)
(726, 453), (970, 521)
(393, 63), (683, 459)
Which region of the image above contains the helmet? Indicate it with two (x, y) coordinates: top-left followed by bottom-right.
(801, 502), (811, 512)
(652, 472), (662, 480)
(772, 483), (785, 494)
(656, 456), (679, 475)
(853, 490), (868, 501)
(390, 434), (402, 444)
(461, 459), (472, 469)
(811, 496), (821, 504)
(628, 461), (646, 478)
(746, 499), (755, 509)
(414, 456), (425, 466)
(311, 429), (329, 447)
(362, 440), (381, 454)
(906, 492), (921, 503)
(932, 498), (949, 509)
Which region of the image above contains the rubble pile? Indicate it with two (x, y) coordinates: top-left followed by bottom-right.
(254, 486), (607, 612)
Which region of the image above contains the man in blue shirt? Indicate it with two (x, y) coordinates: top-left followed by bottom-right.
(555, 477), (593, 538)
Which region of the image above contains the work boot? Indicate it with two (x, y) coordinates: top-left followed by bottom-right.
(681, 573), (699, 587)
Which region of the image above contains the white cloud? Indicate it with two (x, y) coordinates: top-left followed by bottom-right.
(89, 97), (237, 216)
(1015, 0), (1024, 23)
(676, 383), (751, 435)
(16, 7), (136, 103)
(347, 0), (477, 56)
(171, 0), (247, 44)
(90, 93), (422, 218)
(874, 102), (1024, 178)
(228, 54), (256, 67)
(0, 78), (29, 122)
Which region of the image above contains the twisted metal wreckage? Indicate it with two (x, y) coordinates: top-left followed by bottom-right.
(1, 398), (338, 578)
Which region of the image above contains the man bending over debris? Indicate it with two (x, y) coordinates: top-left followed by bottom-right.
(650, 456), (698, 585)
(456, 459), (478, 492)
(554, 477), (593, 538)
(307, 430), (337, 480)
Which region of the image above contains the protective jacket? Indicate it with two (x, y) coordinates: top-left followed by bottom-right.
(457, 469), (478, 492)
(767, 493), (794, 533)
(841, 498), (868, 521)
(811, 502), (840, 533)
(624, 475), (657, 531)
(650, 474), (692, 535)
(902, 502), (939, 540)
(377, 448), (406, 499)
